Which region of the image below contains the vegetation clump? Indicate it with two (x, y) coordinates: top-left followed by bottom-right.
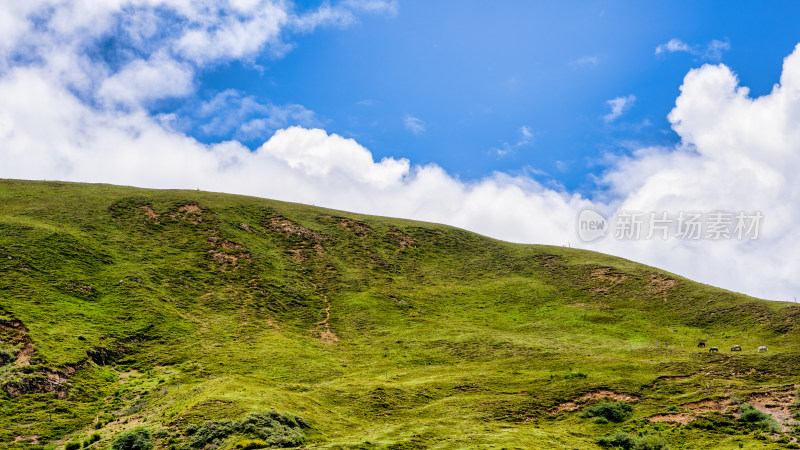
(111, 428), (153, 450)
(188, 411), (307, 449)
(597, 430), (669, 449)
(738, 403), (781, 432)
(580, 401), (634, 423)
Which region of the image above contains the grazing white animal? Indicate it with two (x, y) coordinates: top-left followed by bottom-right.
(730, 345), (742, 352)
(758, 346), (768, 353)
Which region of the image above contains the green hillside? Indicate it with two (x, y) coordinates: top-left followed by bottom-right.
(0, 179), (798, 449)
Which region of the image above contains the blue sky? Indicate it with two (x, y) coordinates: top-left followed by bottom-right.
(176, 1), (800, 193)
(3, 0), (800, 301)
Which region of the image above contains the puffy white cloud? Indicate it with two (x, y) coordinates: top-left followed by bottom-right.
(99, 52), (194, 106)
(604, 95), (636, 123)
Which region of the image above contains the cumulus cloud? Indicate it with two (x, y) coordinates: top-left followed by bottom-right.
(656, 38), (731, 61)
(2, 2), (800, 303)
(403, 115), (426, 135)
(604, 95), (636, 123)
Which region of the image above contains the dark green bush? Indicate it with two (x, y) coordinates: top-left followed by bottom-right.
(188, 411), (307, 449)
(738, 403), (780, 432)
(598, 430), (635, 448)
(190, 420), (235, 448)
(564, 372), (588, 380)
(83, 433), (101, 447)
(580, 401), (634, 422)
(0, 347), (15, 366)
(111, 428), (153, 450)
(233, 439), (268, 449)
(597, 430), (669, 450)
(65, 442), (81, 450)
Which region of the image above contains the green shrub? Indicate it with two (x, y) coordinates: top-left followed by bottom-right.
(0, 347), (16, 366)
(632, 435), (670, 450)
(597, 430), (669, 450)
(65, 442), (81, 450)
(189, 420), (235, 448)
(188, 411), (307, 449)
(184, 424), (199, 436)
(111, 428), (153, 450)
(598, 430), (635, 448)
(738, 403), (781, 432)
(580, 401), (634, 423)
(233, 439), (268, 449)
(83, 433), (101, 447)
(564, 372), (588, 380)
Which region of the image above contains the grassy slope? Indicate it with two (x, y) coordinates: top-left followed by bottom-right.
(0, 179), (798, 449)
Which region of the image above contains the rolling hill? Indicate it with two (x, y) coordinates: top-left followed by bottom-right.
(0, 179), (798, 449)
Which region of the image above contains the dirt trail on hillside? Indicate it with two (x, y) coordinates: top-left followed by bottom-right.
(311, 282), (338, 344)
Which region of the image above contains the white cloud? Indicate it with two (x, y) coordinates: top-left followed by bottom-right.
(655, 38), (691, 55)
(571, 55), (599, 67)
(403, 115), (426, 135)
(292, 0), (397, 32)
(656, 38), (731, 61)
(3, 2), (800, 304)
(98, 52), (194, 107)
(490, 125), (535, 157)
(188, 90), (319, 141)
(604, 95), (636, 123)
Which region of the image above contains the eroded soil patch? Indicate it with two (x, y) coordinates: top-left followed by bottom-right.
(551, 390), (640, 414)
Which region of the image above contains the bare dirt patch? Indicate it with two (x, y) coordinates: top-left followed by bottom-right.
(551, 390), (640, 414)
(590, 267), (630, 284)
(386, 226), (416, 249)
(206, 237), (249, 269)
(174, 204), (203, 223)
(324, 215), (372, 237)
(14, 436), (39, 445)
(140, 205), (160, 222)
(0, 318), (35, 367)
(647, 398), (736, 425)
(648, 273), (678, 294)
(682, 398), (735, 414)
(267, 216), (324, 241)
(649, 413), (692, 425)
(748, 387), (798, 430)
(178, 204), (202, 213)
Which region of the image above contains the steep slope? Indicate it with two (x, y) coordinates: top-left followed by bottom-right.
(0, 179), (798, 449)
